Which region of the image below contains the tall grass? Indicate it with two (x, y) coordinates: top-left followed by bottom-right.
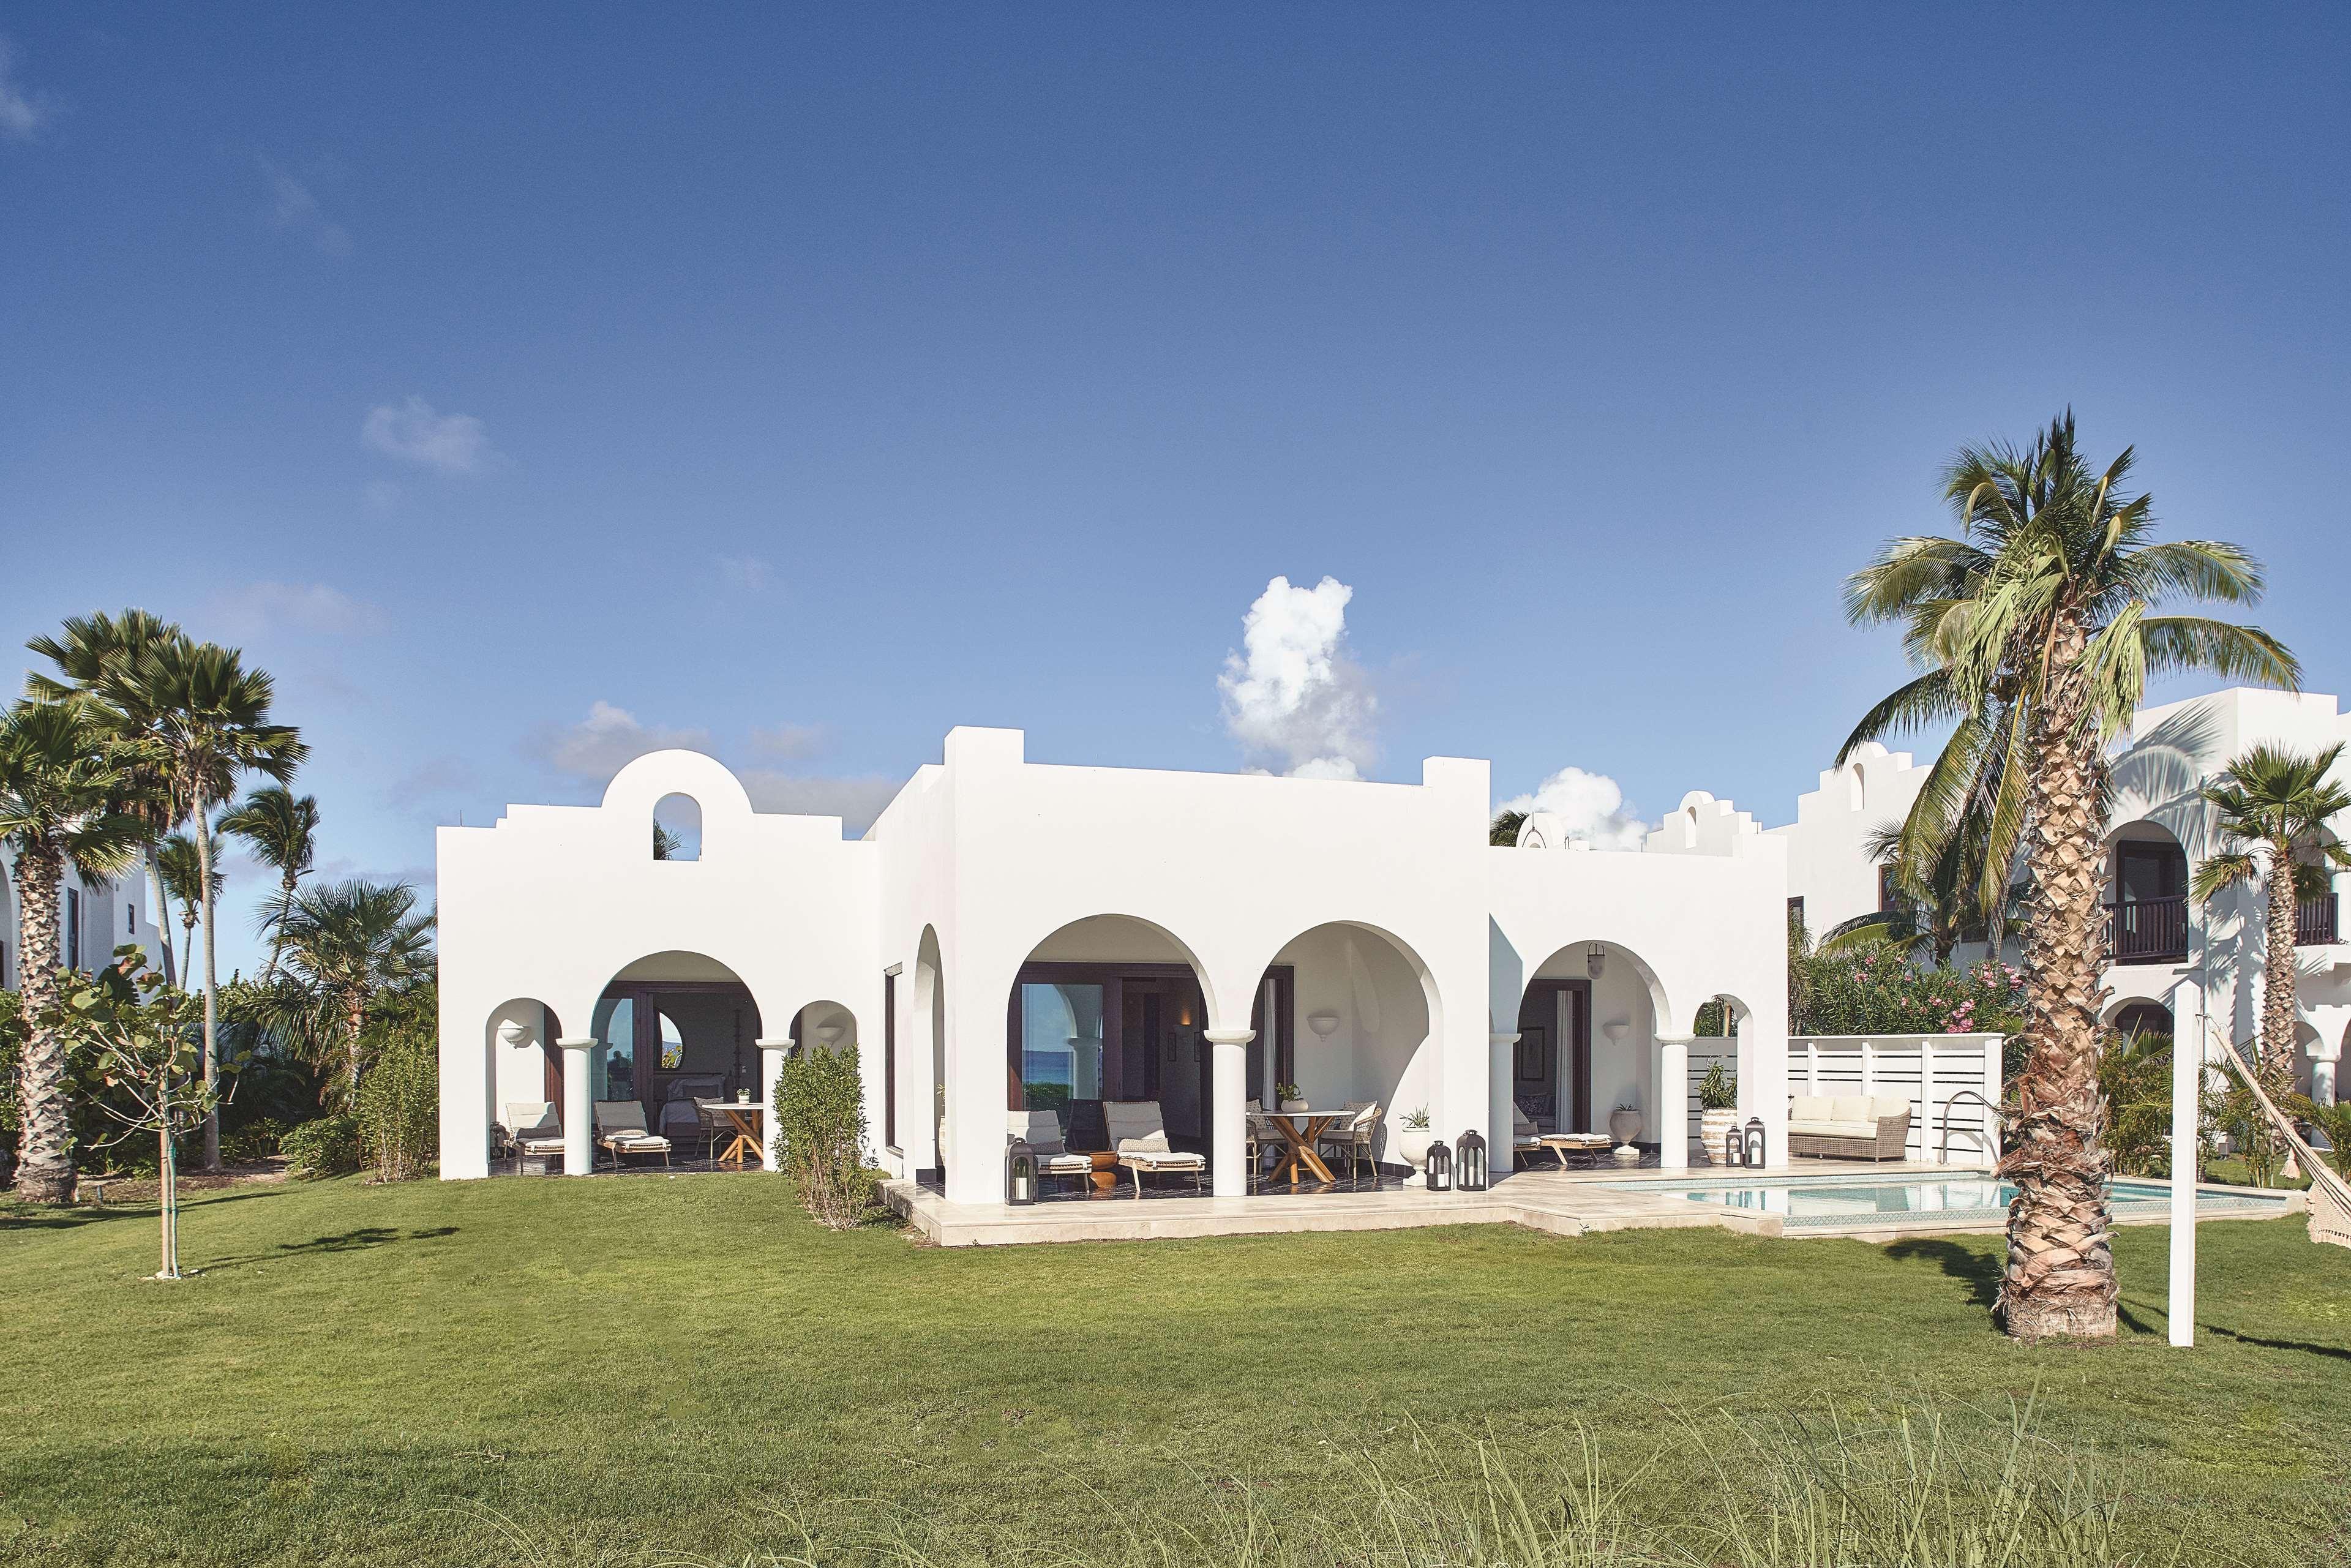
(557, 1394), (2164, 1568)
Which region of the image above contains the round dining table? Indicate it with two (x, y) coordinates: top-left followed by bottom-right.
(1254, 1107), (1352, 1186)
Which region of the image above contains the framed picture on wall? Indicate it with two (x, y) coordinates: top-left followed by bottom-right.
(1515, 1026), (1548, 1081)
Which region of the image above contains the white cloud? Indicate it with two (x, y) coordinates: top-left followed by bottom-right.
(0, 39), (54, 142)
(718, 555), (774, 593)
(1497, 766), (1649, 850)
(738, 770), (904, 835)
(216, 580), (390, 637)
(528, 701), (712, 782)
(749, 722), (826, 760)
(1218, 574), (1376, 780)
(363, 396), (495, 475)
(260, 157), (351, 256)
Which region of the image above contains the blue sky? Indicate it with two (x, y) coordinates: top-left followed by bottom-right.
(4, 6), (2347, 972)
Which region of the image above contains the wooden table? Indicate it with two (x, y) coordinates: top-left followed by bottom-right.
(1084, 1150), (1122, 1193)
(1257, 1109), (1348, 1187)
(703, 1100), (766, 1169)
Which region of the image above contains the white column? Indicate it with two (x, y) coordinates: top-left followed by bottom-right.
(2167, 977), (2203, 1348)
(758, 1040), (789, 1172)
(1659, 1037), (1690, 1169)
(1919, 1037), (1937, 1164)
(1490, 1033), (1519, 1177)
(1205, 1027), (1254, 1198)
(2315, 1056), (2339, 1106)
(558, 1037), (596, 1176)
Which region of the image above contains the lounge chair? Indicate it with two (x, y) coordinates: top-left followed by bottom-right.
(1010, 1109), (1095, 1197)
(1104, 1099), (1207, 1198)
(661, 1075), (727, 1156)
(503, 1101), (566, 1172)
(1316, 1101), (1383, 1180)
(1511, 1102), (1545, 1168)
(593, 1100), (673, 1169)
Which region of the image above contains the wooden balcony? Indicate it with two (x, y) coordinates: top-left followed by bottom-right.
(2300, 893), (2340, 947)
(2105, 895), (2188, 965)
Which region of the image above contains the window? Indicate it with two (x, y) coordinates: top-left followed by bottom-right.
(126, 902), (137, 935)
(66, 887), (81, 970)
(657, 1010), (684, 1070)
(590, 994), (637, 1100)
(651, 793), (702, 860)
(1017, 982), (1106, 1112)
(1787, 895), (1805, 929)
(1877, 865), (1898, 914)
(883, 970), (899, 1149)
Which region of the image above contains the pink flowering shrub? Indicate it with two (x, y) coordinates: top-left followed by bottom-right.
(1795, 952), (2027, 1040)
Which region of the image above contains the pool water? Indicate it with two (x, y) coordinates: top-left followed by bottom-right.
(1619, 1173), (2290, 1231)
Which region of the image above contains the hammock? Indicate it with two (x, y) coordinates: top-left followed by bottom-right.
(2209, 1027), (2351, 1250)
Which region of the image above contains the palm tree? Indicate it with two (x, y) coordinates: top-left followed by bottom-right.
(653, 821), (686, 860)
(26, 609), (191, 984)
(90, 640), (306, 1170)
(219, 786), (320, 975)
(0, 699), (151, 1202)
(272, 879), (435, 1100)
(2191, 743), (2351, 1079)
(1488, 809), (1526, 847)
(1841, 411), (2297, 1341)
(153, 833), (212, 983)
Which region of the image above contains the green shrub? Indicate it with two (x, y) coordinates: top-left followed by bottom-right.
(1794, 952), (2027, 1040)
(219, 1117), (292, 1163)
(280, 1114), (361, 1180)
(773, 1043), (883, 1228)
(1698, 1060), (1737, 1111)
(354, 1028), (438, 1181)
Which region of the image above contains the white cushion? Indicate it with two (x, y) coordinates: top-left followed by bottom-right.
(1789, 1095), (1832, 1121)
(1788, 1119), (1875, 1137)
(1120, 1150), (1205, 1169)
(1829, 1095), (1874, 1123)
(1872, 1097), (1912, 1122)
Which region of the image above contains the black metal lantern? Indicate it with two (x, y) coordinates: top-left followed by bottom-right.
(1007, 1141), (1038, 1206)
(1425, 1137), (1452, 1191)
(1742, 1117), (1766, 1169)
(1455, 1129), (1488, 1191)
(1723, 1123), (1747, 1168)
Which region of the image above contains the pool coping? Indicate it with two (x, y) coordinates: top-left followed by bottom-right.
(1655, 1173), (2300, 1242)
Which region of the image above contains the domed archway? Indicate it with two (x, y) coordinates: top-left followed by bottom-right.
(590, 950), (765, 1161)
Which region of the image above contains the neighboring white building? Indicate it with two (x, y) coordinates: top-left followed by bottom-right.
(436, 730), (1793, 1199)
(0, 849), (168, 992)
(1774, 687), (2351, 1102)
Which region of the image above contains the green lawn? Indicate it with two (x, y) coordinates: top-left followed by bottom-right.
(6, 1172), (2350, 1566)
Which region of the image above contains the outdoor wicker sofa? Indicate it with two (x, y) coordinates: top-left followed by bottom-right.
(1785, 1094), (1912, 1160)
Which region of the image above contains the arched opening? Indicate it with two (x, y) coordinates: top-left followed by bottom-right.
(2106, 820), (2189, 964)
(1514, 940), (1665, 1150)
(652, 792), (703, 861)
(1265, 920), (1441, 1181)
(1004, 915), (1214, 1162)
(485, 997), (563, 1170)
(2109, 998), (2175, 1042)
(591, 950), (763, 1158)
(915, 926), (945, 1181)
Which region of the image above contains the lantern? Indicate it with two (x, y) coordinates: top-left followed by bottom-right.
(1742, 1117), (1766, 1169)
(1425, 1137), (1452, 1191)
(1006, 1141), (1038, 1206)
(1455, 1129), (1489, 1191)
(1723, 1123), (1746, 1168)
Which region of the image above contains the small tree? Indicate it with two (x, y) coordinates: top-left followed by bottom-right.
(1698, 1060), (1738, 1112)
(772, 1042), (879, 1228)
(48, 948), (219, 1280)
(353, 1023), (438, 1181)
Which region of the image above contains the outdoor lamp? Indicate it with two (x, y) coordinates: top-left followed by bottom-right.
(1742, 1117), (1766, 1168)
(1455, 1129), (1488, 1191)
(1724, 1123), (1747, 1168)
(1307, 1010), (1341, 1039)
(1007, 1141), (1038, 1206)
(1586, 943), (1606, 980)
(1425, 1138), (1452, 1192)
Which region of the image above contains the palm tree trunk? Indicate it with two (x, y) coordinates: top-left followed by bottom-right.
(148, 846), (177, 986)
(347, 991), (367, 1104)
(2261, 847), (2301, 1078)
(266, 872), (295, 978)
(9, 840), (77, 1204)
(1999, 614), (2118, 1342)
(193, 797), (222, 1172)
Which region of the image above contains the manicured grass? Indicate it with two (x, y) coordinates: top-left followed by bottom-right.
(6, 1172), (2349, 1566)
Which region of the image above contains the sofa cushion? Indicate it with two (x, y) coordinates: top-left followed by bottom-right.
(1829, 1095), (1875, 1123)
(1790, 1095), (1833, 1121)
(1872, 1097), (1912, 1122)
(1788, 1119), (1875, 1137)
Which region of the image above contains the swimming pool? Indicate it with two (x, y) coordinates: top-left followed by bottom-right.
(1614, 1172), (2292, 1232)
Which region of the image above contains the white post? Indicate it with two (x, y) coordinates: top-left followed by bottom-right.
(1490, 1032), (1519, 1174)
(1861, 1038), (1876, 1099)
(558, 1037), (595, 1176)
(1807, 1038), (1820, 1093)
(1919, 1036), (1937, 1164)
(758, 1040), (789, 1171)
(1660, 1037), (1689, 1169)
(2167, 979), (2203, 1348)
(1204, 1028), (1254, 1198)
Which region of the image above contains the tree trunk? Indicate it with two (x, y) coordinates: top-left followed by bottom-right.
(158, 1126), (180, 1279)
(149, 846), (177, 986)
(266, 872), (296, 979)
(2261, 847), (2301, 1079)
(1998, 613), (2118, 1342)
(9, 841), (77, 1204)
(193, 797), (221, 1172)
(347, 992), (367, 1104)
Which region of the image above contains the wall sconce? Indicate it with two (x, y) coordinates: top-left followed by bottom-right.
(1307, 1010), (1341, 1040)
(1586, 943), (1606, 980)
(1177, 1000), (1193, 1028)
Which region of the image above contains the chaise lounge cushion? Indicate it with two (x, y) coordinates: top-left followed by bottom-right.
(1786, 1095), (1910, 1137)
(1104, 1100), (1207, 1171)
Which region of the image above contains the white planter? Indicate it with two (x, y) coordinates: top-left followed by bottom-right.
(1398, 1131), (1433, 1187)
(1700, 1108), (1741, 1165)
(1608, 1106), (1643, 1150)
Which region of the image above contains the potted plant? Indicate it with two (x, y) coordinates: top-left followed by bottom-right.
(1276, 1081), (1307, 1111)
(1397, 1106), (1434, 1186)
(1607, 1099), (1643, 1158)
(1698, 1062), (1739, 1165)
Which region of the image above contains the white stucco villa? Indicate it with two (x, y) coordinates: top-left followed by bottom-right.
(1775, 686), (2351, 1103)
(436, 727), (1793, 1204)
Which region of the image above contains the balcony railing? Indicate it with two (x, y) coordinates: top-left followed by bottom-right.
(2105, 895), (2188, 965)
(2300, 894), (2340, 947)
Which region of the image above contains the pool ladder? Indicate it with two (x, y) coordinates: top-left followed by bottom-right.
(1938, 1089), (2001, 1164)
